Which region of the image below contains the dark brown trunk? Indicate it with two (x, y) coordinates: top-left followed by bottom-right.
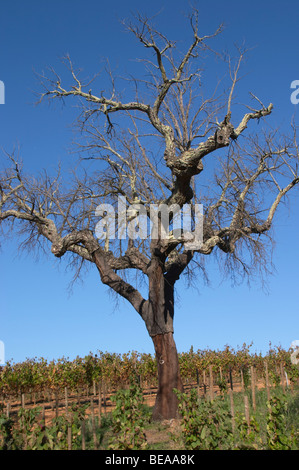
(145, 256), (184, 420)
(93, 243), (184, 420)
(152, 331), (184, 421)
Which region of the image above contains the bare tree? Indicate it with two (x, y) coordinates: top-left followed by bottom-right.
(1, 11), (299, 420)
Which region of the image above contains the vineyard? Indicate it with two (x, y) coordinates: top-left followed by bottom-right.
(0, 343), (298, 450)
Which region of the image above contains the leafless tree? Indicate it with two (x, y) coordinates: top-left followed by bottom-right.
(1, 11), (299, 419)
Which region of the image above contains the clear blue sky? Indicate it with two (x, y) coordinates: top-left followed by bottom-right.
(0, 0), (298, 364)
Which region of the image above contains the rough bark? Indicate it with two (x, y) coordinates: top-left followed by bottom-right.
(145, 256), (174, 337)
(146, 254), (184, 420)
(152, 332), (184, 421)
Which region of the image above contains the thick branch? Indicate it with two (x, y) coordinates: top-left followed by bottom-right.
(165, 250), (194, 283)
(92, 247), (148, 318)
(233, 103), (273, 137)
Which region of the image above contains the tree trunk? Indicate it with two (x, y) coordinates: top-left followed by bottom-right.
(92, 244), (184, 420)
(152, 332), (183, 421)
(145, 256), (184, 420)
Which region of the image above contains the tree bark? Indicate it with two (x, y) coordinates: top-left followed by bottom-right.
(93, 245), (184, 420)
(145, 256), (184, 420)
(152, 332), (183, 421)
